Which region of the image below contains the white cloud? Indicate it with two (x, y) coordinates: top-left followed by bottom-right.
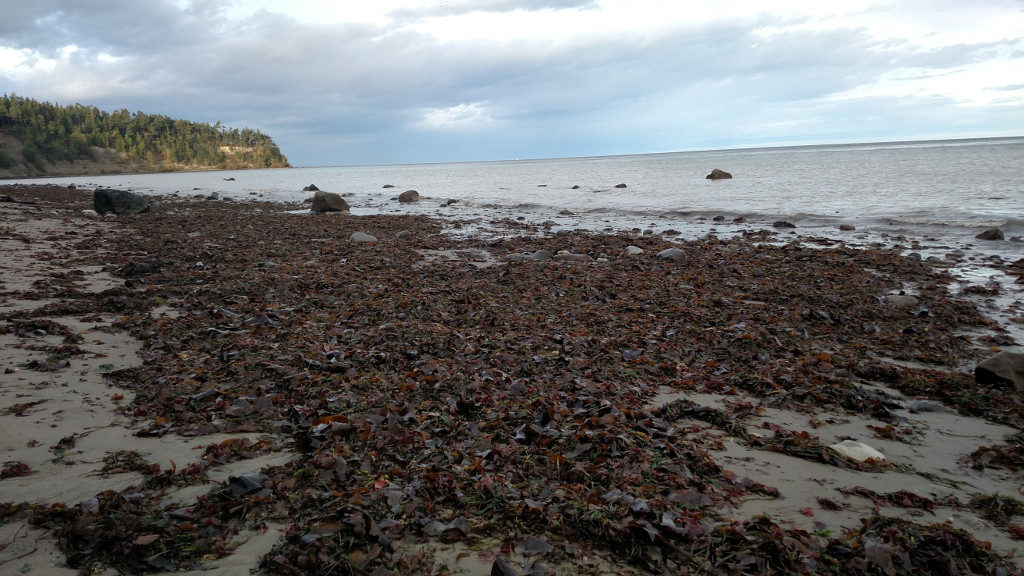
(417, 103), (496, 130)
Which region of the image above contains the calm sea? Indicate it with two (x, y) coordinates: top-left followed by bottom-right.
(17, 136), (1023, 244)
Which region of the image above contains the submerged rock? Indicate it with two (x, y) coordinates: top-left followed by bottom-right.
(706, 169), (732, 180)
(839, 224), (856, 231)
(93, 188), (149, 215)
(976, 351), (1024, 392)
(310, 191), (350, 213)
(772, 221), (796, 229)
(398, 190), (420, 203)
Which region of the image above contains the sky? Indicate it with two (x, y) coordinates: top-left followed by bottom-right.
(1, 1), (1022, 166)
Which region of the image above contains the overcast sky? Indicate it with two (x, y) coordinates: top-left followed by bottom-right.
(1, 1), (1022, 166)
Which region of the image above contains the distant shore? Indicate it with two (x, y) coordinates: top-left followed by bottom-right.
(2, 184), (1023, 575)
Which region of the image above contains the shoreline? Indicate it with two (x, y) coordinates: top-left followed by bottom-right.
(2, 185), (1023, 575)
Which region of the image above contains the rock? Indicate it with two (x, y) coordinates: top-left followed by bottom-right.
(396, 230), (412, 239)
(732, 216), (745, 223)
(975, 351), (1024, 392)
(713, 215), (725, 221)
(656, 247), (686, 262)
(884, 294), (919, 307)
(906, 399), (951, 413)
(223, 177), (235, 181)
(81, 209), (98, 217)
(443, 199), (458, 206)
(303, 184), (320, 191)
(383, 184), (395, 189)
(553, 253), (591, 262)
(705, 169), (732, 180)
(975, 227), (1004, 241)
(839, 224), (856, 231)
(310, 191), (350, 213)
(906, 252), (922, 261)
(829, 440), (885, 462)
(350, 232), (378, 243)
(772, 221), (796, 228)
(0, 194), (13, 202)
(624, 245), (644, 255)
(558, 209), (575, 216)
(491, 556), (518, 576)
(528, 250), (553, 261)
(504, 254), (529, 262)
(614, 183), (627, 188)
(398, 190), (420, 203)
(93, 188), (149, 215)
(662, 229), (681, 236)
(571, 185), (580, 189)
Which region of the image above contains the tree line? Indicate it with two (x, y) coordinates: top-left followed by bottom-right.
(0, 94), (289, 171)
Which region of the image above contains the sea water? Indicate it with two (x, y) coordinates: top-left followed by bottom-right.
(17, 136), (1023, 242)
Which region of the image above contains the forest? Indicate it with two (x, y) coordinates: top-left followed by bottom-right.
(0, 94), (289, 173)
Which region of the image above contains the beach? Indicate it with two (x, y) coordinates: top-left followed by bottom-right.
(2, 184), (1023, 575)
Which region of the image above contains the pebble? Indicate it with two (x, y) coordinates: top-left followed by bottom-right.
(350, 232), (378, 243)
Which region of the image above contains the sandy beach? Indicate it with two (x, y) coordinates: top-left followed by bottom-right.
(2, 185), (1023, 575)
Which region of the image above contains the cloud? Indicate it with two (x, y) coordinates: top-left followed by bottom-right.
(416, 103), (497, 130)
(1, 1), (1022, 165)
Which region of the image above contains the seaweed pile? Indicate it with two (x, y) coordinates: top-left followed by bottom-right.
(2, 185), (1021, 575)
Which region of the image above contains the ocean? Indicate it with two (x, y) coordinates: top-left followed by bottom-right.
(16, 136), (1023, 242)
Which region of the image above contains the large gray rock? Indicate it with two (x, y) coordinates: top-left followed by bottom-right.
(93, 188), (149, 215)
(976, 351), (1024, 392)
(310, 191), (350, 213)
(706, 169), (732, 180)
(657, 247), (687, 262)
(398, 190), (420, 203)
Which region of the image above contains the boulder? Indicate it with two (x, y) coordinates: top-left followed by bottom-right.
(571, 185), (580, 190)
(528, 250), (553, 261)
(975, 227), (1004, 241)
(93, 188), (149, 215)
(839, 224), (856, 231)
(553, 253), (591, 262)
(975, 351), (1024, 392)
(772, 221), (796, 229)
(398, 190), (420, 203)
(656, 247), (686, 262)
(350, 232), (378, 243)
(396, 230), (412, 238)
(614, 183), (628, 188)
(302, 184), (320, 191)
(706, 169), (732, 180)
(310, 191), (350, 213)
(624, 245), (644, 256)
(383, 184), (395, 189)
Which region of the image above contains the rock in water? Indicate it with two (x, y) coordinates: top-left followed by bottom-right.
(975, 227), (1004, 241)
(706, 169), (732, 180)
(302, 184), (320, 191)
(93, 188), (149, 215)
(310, 191), (350, 213)
(398, 190), (420, 203)
(976, 352), (1024, 392)
(350, 232), (378, 243)
(773, 221), (796, 228)
(829, 440), (885, 462)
